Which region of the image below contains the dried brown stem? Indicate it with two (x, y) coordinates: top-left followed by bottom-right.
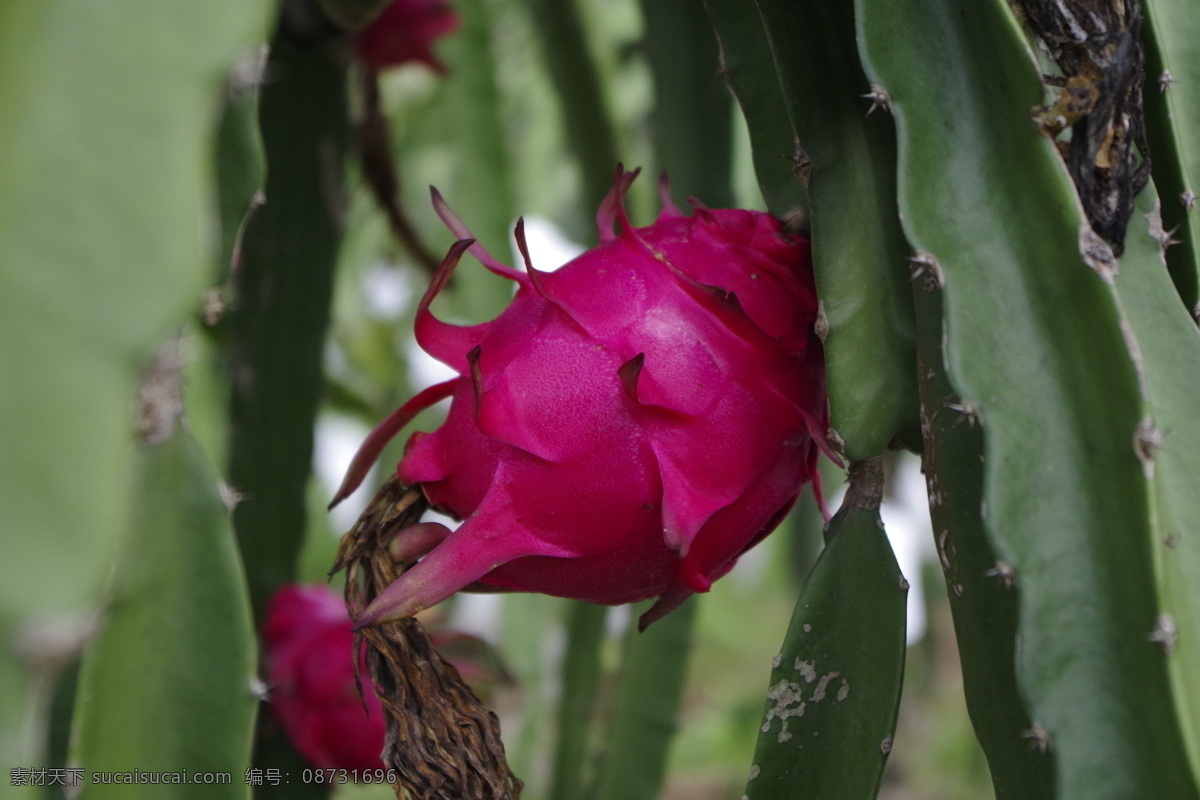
(332, 476), (522, 799)
(357, 68), (444, 275)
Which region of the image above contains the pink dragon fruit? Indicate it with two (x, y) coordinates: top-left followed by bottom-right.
(263, 584), (386, 771)
(356, 0), (459, 73)
(332, 166), (832, 630)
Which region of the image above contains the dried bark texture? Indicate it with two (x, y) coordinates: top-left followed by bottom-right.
(1018, 0), (1150, 252)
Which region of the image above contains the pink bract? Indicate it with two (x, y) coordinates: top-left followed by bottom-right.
(356, 0), (459, 73)
(333, 166), (832, 630)
(263, 585), (386, 772)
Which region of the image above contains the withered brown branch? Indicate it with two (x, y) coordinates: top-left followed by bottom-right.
(332, 475), (522, 800)
(357, 67), (444, 276)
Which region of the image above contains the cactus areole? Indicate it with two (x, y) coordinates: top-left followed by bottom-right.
(333, 166), (833, 630)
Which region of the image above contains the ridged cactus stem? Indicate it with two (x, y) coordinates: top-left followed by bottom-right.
(640, 0), (734, 208)
(911, 283), (1054, 798)
(228, 36), (348, 623)
(227, 31), (349, 800)
(547, 603), (607, 800)
(744, 458), (906, 800)
(1141, 0), (1200, 311)
(704, 0), (918, 461)
(591, 600), (697, 800)
(1111, 182), (1200, 784)
(855, 0), (1199, 794)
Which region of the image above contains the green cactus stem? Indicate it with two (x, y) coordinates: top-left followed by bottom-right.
(743, 458), (906, 800)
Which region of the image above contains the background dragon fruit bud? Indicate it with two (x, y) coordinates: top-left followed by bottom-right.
(355, 0), (460, 72)
(334, 166), (832, 631)
(263, 584), (386, 771)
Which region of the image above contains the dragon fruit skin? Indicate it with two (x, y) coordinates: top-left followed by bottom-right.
(356, 0), (459, 73)
(335, 167), (830, 630)
(263, 585), (387, 772)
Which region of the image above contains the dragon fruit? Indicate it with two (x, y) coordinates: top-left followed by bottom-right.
(333, 166), (832, 630)
(263, 584), (386, 771)
(356, 0), (459, 73)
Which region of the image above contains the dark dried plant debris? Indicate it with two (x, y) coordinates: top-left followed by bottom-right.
(332, 476), (522, 800)
(1019, 0), (1151, 254)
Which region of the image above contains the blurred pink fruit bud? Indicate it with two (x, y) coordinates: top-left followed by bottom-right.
(356, 0), (459, 72)
(263, 584), (385, 771)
